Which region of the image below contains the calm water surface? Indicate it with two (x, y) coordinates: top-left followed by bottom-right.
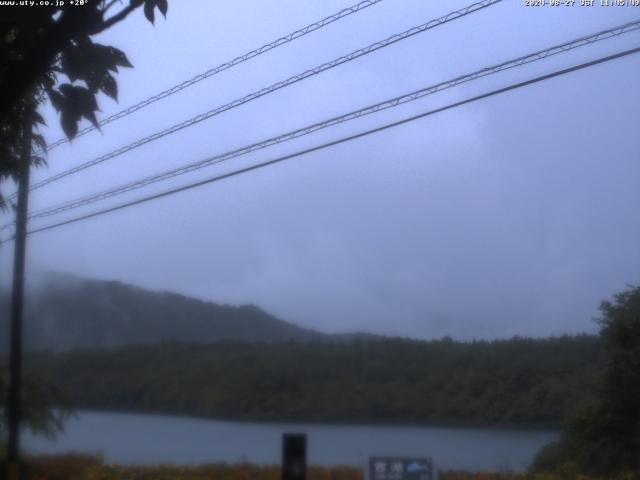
(24, 411), (557, 472)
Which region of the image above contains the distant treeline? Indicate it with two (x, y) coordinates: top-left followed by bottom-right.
(25, 335), (602, 427)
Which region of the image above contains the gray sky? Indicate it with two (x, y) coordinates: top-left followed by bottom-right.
(2, 0), (639, 339)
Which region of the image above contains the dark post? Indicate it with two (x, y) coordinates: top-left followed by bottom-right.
(282, 433), (307, 480)
(6, 112), (32, 480)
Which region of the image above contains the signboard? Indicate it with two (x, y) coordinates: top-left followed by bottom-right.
(369, 457), (433, 480)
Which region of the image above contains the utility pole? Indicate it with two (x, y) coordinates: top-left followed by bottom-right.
(6, 108), (32, 480)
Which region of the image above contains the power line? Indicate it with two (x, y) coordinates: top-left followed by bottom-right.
(24, 0), (503, 194)
(44, 0), (386, 151)
(19, 19), (640, 223)
(10, 45), (638, 243)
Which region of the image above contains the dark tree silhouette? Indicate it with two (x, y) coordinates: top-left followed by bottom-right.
(0, 0), (168, 209)
(0, 2), (169, 471)
(0, 366), (71, 442)
(532, 285), (640, 475)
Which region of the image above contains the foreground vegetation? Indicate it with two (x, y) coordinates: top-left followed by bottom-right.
(6, 454), (362, 480)
(23, 335), (602, 428)
(530, 286), (640, 475)
(439, 473), (639, 480)
(9, 454), (640, 480)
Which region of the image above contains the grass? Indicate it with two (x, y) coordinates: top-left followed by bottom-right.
(5, 454), (640, 480)
(18, 454), (362, 480)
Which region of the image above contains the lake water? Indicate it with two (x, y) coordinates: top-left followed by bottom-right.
(24, 411), (557, 473)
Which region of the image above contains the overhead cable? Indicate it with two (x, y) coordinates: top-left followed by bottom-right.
(9, 45), (638, 243)
(21, 19), (640, 223)
(25, 0), (503, 194)
(44, 0), (387, 151)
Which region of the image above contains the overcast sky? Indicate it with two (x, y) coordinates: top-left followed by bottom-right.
(1, 0), (639, 339)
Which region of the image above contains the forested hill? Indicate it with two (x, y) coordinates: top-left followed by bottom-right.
(0, 274), (327, 351)
(25, 335), (603, 428)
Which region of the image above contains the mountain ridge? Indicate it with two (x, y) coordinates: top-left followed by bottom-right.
(0, 273), (336, 352)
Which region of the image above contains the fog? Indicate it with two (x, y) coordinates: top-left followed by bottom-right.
(1, 0), (639, 339)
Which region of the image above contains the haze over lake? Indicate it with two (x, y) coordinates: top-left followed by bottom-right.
(24, 411), (558, 472)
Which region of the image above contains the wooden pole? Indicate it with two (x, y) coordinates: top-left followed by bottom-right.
(6, 111), (32, 480)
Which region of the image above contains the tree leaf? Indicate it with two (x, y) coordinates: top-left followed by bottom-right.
(48, 90), (64, 112)
(54, 84), (101, 138)
(144, 0), (155, 24)
(32, 133), (47, 152)
(61, 40), (130, 96)
(32, 110), (46, 126)
(60, 110), (79, 139)
(31, 155), (47, 168)
(157, 0), (168, 17)
(108, 46), (133, 69)
(99, 73), (118, 101)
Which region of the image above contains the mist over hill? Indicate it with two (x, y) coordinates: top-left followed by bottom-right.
(0, 273), (606, 427)
(0, 273), (329, 351)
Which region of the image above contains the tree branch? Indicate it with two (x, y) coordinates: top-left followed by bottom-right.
(95, 3), (137, 34)
(103, 0), (121, 12)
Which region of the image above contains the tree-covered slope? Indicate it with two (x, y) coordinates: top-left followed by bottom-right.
(26, 335), (602, 427)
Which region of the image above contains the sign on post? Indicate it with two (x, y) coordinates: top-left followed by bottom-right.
(369, 457), (433, 480)
(282, 433), (307, 480)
